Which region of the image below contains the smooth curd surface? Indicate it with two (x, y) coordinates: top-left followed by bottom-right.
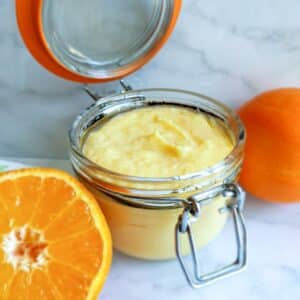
(83, 106), (234, 177)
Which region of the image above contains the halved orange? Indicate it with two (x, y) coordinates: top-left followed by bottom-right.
(0, 168), (112, 300)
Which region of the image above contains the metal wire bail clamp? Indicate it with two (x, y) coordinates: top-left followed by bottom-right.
(175, 183), (247, 288)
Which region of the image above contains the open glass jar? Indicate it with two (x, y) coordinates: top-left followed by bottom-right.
(69, 88), (247, 287)
(16, 0), (247, 288)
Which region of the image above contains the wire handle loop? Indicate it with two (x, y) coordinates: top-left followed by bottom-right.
(175, 183), (247, 288)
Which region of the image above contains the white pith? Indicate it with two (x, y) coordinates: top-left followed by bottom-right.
(2, 225), (48, 272)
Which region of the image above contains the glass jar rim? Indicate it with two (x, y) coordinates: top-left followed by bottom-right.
(69, 88), (245, 187)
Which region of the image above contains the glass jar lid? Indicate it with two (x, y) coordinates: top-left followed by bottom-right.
(16, 0), (181, 83)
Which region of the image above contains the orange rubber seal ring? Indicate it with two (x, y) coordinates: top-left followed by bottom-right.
(16, 0), (182, 83)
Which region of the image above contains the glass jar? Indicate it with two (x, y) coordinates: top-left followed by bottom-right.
(69, 88), (247, 287)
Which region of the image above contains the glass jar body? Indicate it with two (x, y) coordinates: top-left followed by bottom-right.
(80, 179), (228, 260)
(69, 89), (245, 260)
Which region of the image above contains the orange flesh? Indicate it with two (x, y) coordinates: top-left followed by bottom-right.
(0, 168), (112, 300)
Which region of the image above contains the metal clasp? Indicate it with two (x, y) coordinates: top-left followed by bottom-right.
(83, 80), (133, 101)
(175, 183), (247, 288)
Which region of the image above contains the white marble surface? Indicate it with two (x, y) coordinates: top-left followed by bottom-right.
(1, 0), (300, 299)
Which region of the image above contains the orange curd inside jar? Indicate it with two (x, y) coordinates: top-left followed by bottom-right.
(69, 89), (245, 260)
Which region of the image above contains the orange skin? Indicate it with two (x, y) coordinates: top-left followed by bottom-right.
(238, 88), (300, 203)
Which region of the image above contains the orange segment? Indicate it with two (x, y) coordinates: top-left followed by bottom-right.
(31, 177), (76, 229)
(0, 179), (21, 229)
(0, 168), (112, 300)
(0, 200), (10, 234)
(14, 176), (43, 226)
(44, 200), (95, 241)
(48, 228), (103, 275)
(0, 263), (15, 298)
(28, 269), (61, 300)
(48, 262), (92, 300)
(7, 271), (30, 300)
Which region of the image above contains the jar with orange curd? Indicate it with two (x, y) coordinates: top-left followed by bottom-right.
(16, 0), (247, 287)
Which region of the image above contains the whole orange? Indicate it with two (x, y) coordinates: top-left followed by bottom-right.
(238, 88), (300, 203)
